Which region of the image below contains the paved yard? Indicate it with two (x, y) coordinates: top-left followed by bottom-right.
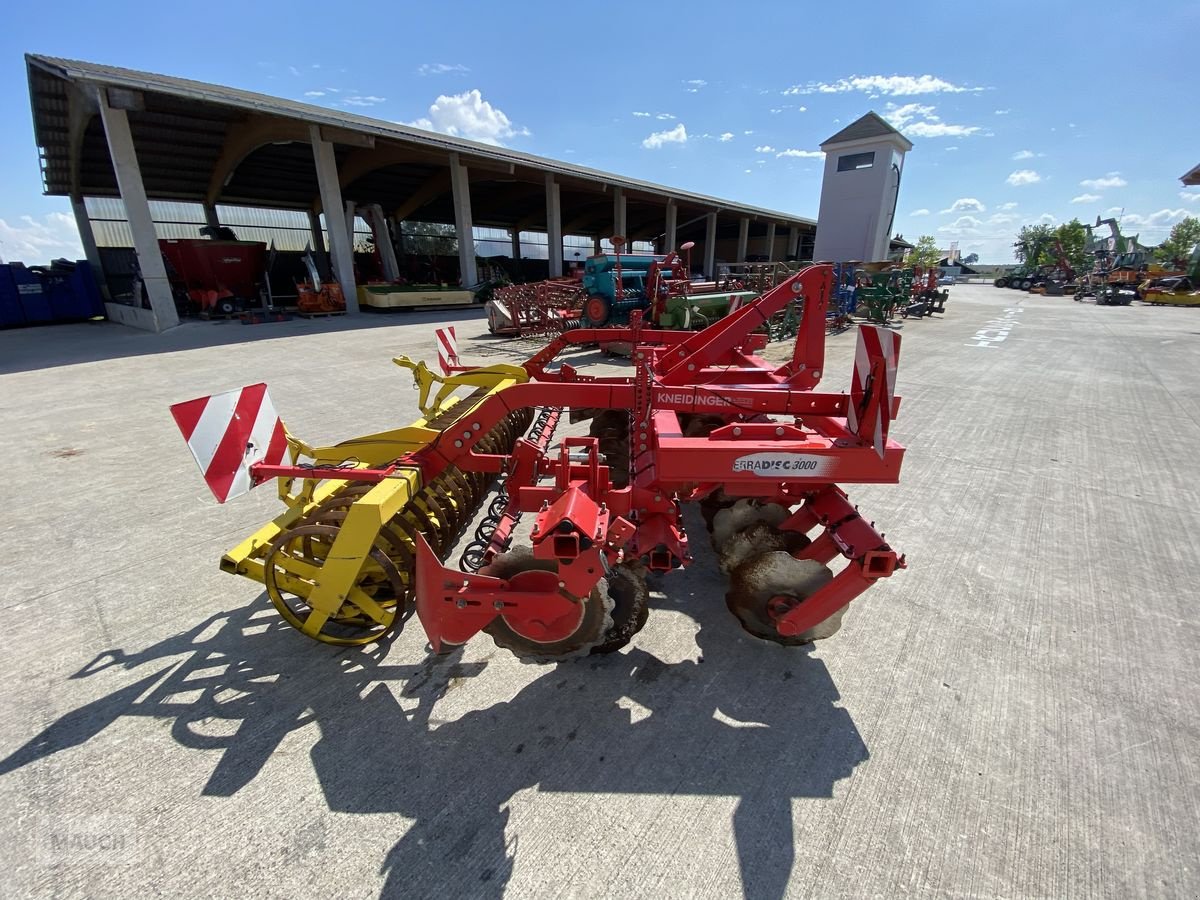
(0, 285), (1196, 898)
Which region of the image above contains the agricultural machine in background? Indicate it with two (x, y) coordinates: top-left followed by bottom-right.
(487, 239), (756, 338)
(172, 264), (907, 659)
(1075, 216), (1148, 305)
(159, 237), (268, 316)
(1141, 242), (1200, 306)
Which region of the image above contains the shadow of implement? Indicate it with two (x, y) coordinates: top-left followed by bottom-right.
(3, 584), (868, 900)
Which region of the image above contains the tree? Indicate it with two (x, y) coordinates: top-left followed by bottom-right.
(1051, 218), (1089, 274)
(962, 252), (979, 265)
(1013, 224), (1055, 266)
(909, 235), (941, 269)
(1155, 216), (1200, 265)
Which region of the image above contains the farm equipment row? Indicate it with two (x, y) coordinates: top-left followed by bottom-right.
(487, 241), (947, 343)
(172, 264), (907, 660)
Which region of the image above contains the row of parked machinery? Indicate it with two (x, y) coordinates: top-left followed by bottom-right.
(484, 240), (949, 340)
(995, 217), (1200, 307)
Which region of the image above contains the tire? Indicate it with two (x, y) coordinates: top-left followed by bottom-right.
(216, 298), (238, 316)
(583, 294), (611, 327)
(1020, 279), (1033, 291)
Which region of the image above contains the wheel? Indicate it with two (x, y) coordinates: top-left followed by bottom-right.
(726, 551), (839, 645)
(1020, 279), (1033, 291)
(583, 294), (612, 327)
(264, 524), (407, 646)
(216, 297), (238, 316)
(590, 563), (650, 655)
(481, 548), (614, 660)
(994, 278), (1006, 288)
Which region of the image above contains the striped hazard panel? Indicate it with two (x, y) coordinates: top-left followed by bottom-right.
(170, 383), (286, 503)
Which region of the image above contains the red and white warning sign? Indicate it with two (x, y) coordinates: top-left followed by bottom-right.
(435, 326), (458, 375)
(170, 383), (286, 503)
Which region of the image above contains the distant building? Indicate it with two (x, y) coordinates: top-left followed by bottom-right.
(813, 112), (912, 263)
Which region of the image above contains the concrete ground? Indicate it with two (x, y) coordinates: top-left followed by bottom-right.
(0, 285), (1197, 898)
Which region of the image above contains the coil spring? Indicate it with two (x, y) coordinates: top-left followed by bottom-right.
(457, 406), (558, 573)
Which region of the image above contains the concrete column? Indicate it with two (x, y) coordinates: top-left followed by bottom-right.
(593, 236), (603, 256)
(203, 203), (220, 230)
(664, 200), (677, 252)
(310, 125), (359, 312)
(545, 174), (562, 277)
(787, 226), (800, 259)
(307, 209), (331, 278)
(736, 217), (750, 263)
(510, 229), (521, 262)
(448, 152), (477, 287)
(365, 203), (399, 281)
(764, 223), (777, 260)
(96, 94), (179, 331)
(703, 212), (718, 279)
(613, 187), (626, 238)
(70, 196), (111, 301)
(344, 200), (357, 254)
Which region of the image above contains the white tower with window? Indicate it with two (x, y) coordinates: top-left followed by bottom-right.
(812, 112), (912, 263)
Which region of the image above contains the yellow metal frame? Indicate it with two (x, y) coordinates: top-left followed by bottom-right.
(219, 356), (529, 644)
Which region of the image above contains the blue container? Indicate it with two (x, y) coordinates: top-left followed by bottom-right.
(0, 266), (26, 327)
(7, 264), (53, 324)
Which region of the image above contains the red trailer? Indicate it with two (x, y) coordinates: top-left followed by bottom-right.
(159, 239), (267, 315)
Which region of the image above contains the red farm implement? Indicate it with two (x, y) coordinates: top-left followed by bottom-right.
(172, 264), (906, 659)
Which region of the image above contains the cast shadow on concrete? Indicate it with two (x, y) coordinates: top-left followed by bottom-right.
(0, 586), (867, 900)
(0, 305), (489, 376)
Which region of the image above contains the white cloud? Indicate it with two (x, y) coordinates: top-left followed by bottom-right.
(407, 89), (530, 145)
(1122, 209), (1188, 229)
(684, 79), (707, 92)
(998, 202), (1018, 210)
(754, 144), (776, 153)
(743, 130), (754, 135)
(783, 74), (982, 96)
(907, 121), (981, 138)
(1104, 207), (1124, 217)
(945, 146), (959, 151)
(288, 65), (300, 77)
(769, 108), (783, 114)
(1071, 193), (1102, 204)
(1080, 174), (1127, 190)
(718, 132), (734, 142)
(776, 149), (823, 158)
(656, 113), (676, 120)
(632, 111), (651, 118)
(1181, 191), (1200, 203)
(344, 95), (386, 107)
(744, 169), (752, 174)
(417, 63), (470, 76)
(1038, 213), (1057, 225)
(642, 123), (688, 149)
(938, 215), (984, 233)
(304, 90), (326, 97)
(941, 197), (986, 214)
(994, 108), (1011, 115)
(910, 208), (930, 217)
(988, 213), (1016, 225)
(1012, 149), (1036, 160)
(883, 102), (981, 139)
(0, 212), (83, 264)
(884, 103), (936, 128)
(1007, 169), (1041, 186)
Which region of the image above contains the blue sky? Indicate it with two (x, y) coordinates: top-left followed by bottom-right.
(1, 0), (1197, 264)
